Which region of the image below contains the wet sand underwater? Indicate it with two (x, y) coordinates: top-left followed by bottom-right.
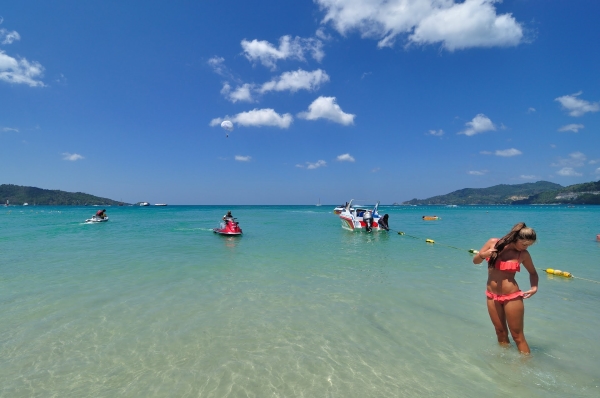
(1, 205), (599, 397)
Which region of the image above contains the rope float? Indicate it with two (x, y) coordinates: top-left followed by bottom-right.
(395, 231), (600, 284)
(396, 231), (478, 254)
(544, 269), (600, 284)
(544, 268), (572, 278)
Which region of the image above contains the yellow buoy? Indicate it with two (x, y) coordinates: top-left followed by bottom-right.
(468, 249), (479, 254)
(544, 269), (572, 278)
(398, 231), (405, 235)
(426, 239), (435, 243)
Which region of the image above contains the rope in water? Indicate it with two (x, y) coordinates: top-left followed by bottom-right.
(394, 230), (477, 253)
(394, 230), (600, 284)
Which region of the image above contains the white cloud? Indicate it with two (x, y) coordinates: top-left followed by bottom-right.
(0, 50), (45, 87)
(552, 152), (586, 168)
(458, 114), (496, 136)
(307, 160), (327, 169)
(589, 159), (599, 165)
(555, 91), (600, 117)
(241, 35), (324, 70)
(2, 127), (18, 132)
(62, 153), (84, 161)
(595, 167), (600, 175)
(209, 117), (224, 127)
(220, 69), (330, 103)
(316, 0), (524, 50)
(495, 148), (522, 157)
(371, 167), (380, 173)
(259, 69), (329, 93)
(208, 56), (227, 76)
(315, 27), (332, 41)
(297, 96), (355, 125)
(221, 82), (255, 103)
(235, 155), (251, 162)
(427, 129), (444, 136)
(234, 109), (293, 128)
(520, 175), (536, 180)
(468, 170), (487, 175)
(527, 107), (536, 113)
(336, 153), (355, 162)
(558, 124), (584, 133)
(557, 167), (582, 177)
(211, 109), (293, 129)
(55, 73), (67, 84)
(208, 57), (240, 83)
(0, 29), (20, 44)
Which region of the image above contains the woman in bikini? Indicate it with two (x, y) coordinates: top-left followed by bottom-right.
(473, 222), (539, 354)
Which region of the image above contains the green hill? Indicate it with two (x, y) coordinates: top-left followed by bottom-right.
(513, 180), (600, 204)
(0, 184), (125, 206)
(402, 181), (564, 205)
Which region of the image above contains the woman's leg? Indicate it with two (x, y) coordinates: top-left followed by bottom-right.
(504, 298), (530, 354)
(486, 298), (510, 346)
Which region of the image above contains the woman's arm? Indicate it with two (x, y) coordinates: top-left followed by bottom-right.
(473, 238), (498, 265)
(520, 251), (539, 298)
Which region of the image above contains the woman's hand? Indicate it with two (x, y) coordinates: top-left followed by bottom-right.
(479, 248), (497, 259)
(522, 287), (538, 299)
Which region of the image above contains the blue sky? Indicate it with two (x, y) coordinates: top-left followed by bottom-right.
(1, 0), (599, 204)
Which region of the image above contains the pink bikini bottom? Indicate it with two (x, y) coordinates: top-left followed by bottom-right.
(486, 290), (524, 303)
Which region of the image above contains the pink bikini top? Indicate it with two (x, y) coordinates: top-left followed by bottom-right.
(496, 252), (521, 273)
(488, 239), (521, 273)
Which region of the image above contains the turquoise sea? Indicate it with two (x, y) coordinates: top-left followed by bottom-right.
(1, 205), (599, 397)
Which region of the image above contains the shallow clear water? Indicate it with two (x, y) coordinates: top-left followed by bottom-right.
(1, 205), (599, 397)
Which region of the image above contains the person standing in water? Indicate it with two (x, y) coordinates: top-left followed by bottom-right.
(473, 222), (539, 354)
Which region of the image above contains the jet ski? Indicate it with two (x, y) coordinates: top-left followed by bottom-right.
(213, 218), (242, 236)
(85, 215), (109, 223)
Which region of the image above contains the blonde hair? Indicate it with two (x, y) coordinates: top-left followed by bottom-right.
(488, 222), (536, 268)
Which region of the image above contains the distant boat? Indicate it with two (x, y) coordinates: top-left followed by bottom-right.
(316, 198), (322, 207)
(23, 203), (28, 206)
(155, 203), (167, 206)
(4, 200), (8, 207)
(139, 202), (150, 206)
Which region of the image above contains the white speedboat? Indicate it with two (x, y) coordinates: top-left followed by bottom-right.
(333, 202), (354, 214)
(139, 202), (150, 206)
(338, 200), (389, 232)
(154, 203), (167, 206)
(23, 203), (29, 206)
(85, 215), (109, 223)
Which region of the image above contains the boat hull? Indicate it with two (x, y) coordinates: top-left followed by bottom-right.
(213, 230), (242, 236)
(213, 220), (243, 236)
(85, 216), (109, 223)
(338, 200), (389, 232)
(340, 216), (385, 231)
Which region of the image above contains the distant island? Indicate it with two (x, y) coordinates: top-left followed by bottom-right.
(0, 184), (127, 206)
(402, 180), (600, 205)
